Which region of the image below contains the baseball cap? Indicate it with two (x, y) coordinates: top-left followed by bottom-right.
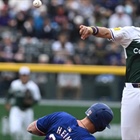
(85, 103), (114, 132)
(115, 5), (125, 13)
(19, 66), (30, 75)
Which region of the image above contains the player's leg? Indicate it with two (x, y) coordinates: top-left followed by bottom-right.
(9, 106), (23, 140)
(23, 108), (34, 140)
(121, 86), (140, 140)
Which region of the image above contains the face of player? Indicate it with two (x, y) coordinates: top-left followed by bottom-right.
(20, 74), (29, 84)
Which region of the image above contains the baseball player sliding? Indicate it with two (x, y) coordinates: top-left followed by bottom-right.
(27, 103), (113, 140)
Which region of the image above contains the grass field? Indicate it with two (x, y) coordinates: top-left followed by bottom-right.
(0, 100), (121, 140)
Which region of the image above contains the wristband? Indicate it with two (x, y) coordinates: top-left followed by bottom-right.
(90, 26), (99, 35)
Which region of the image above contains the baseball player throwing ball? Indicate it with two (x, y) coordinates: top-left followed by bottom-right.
(27, 103), (113, 140)
(79, 24), (140, 140)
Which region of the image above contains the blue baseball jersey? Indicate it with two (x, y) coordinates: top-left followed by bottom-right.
(36, 112), (96, 140)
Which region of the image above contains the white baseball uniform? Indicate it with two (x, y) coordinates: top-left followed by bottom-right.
(7, 79), (41, 140)
(110, 26), (140, 140)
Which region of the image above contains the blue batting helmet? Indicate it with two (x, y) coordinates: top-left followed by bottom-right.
(85, 103), (114, 131)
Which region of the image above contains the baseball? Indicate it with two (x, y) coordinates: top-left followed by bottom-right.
(33, 0), (42, 8)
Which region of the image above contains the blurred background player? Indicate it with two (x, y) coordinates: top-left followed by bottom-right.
(5, 66), (41, 140)
(27, 103), (114, 140)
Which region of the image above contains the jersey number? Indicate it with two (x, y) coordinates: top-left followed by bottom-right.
(49, 134), (56, 140)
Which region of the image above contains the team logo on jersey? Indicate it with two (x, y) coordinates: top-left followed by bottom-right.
(113, 27), (121, 31)
(133, 48), (140, 54)
(67, 127), (72, 132)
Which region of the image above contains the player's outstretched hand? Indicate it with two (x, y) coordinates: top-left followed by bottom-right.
(79, 25), (92, 40)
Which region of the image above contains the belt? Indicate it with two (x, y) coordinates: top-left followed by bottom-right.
(125, 83), (140, 88)
(132, 83), (140, 88)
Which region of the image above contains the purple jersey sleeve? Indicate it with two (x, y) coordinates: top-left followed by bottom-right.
(36, 112), (59, 134)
